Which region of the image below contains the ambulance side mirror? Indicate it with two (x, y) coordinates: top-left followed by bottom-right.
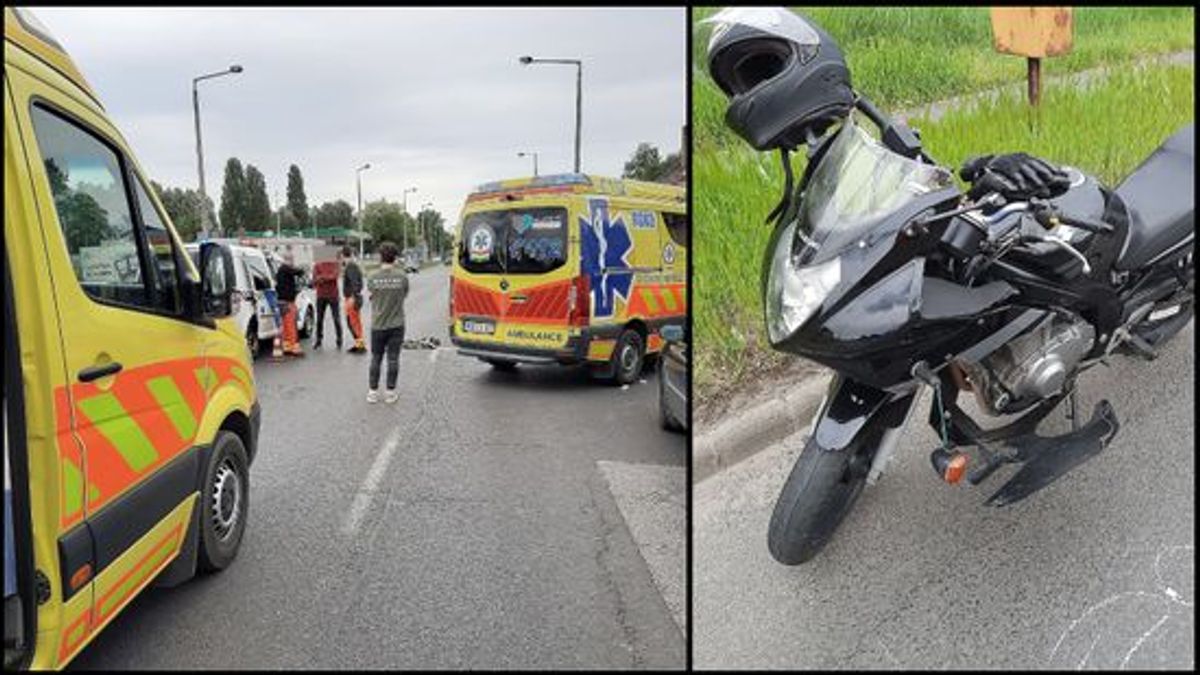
(198, 242), (236, 319)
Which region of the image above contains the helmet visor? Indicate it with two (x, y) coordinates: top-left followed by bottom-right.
(702, 7), (822, 54)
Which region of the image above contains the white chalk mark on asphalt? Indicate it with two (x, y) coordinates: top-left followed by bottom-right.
(1049, 591), (1162, 662)
(1077, 633), (1101, 670)
(878, 639), (903, 669)
(1119, 613), (1170, 670)
(341, 426), (402, 536)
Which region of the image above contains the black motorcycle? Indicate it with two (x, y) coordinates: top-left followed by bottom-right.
(704, 8), (1195, 565)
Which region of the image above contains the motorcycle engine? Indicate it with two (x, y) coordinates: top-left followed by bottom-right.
(960, 315), (1095, 415)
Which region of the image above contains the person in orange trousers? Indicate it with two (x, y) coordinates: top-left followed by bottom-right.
(341, 245), (367, 353)
(275, 251), (307, 356)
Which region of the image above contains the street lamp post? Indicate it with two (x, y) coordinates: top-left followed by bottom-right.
(517, 150), (539, 177)
(192, 64), (243, 238)
(420, 201), (434, 260)
(401, 186), (417, 257)
(356, 163), (371, 259)
(518, 56), (582, 173)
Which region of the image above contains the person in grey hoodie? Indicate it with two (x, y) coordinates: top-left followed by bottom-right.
(365, 241), (409, 403)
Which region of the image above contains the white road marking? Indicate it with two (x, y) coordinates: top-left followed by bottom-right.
(429, 347), (439, 363)
(341, 426), (402, 536)
(1119, 613), (1171, 670)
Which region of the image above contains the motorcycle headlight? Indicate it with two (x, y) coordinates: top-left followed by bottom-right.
(765, 220), (841, 344)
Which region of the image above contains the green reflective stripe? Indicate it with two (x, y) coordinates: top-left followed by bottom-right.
(76, 393), (158, 472)
(194, 367), (217, 394)
(99, 540), (175, 617)
(65, 617), (88, 648)
(88, 482), (101, 504)
(63, 458), (83, 518)
(660, 288), (678, 312)
(146, 376), (197, 440)
(230, 365), (252, 393)
(640, 289), (660, 314)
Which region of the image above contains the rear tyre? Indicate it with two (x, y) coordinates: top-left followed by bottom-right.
(197, 431), (250, 573)
(299, 307), (314, 339)
(610, 329), (645, 386)
(245, 321), (261, 360)
(484, 358), (518, 372)
(659, 368), (684, 432)
(767, 434), (874, 565)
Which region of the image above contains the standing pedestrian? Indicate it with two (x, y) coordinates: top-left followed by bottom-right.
(311, 259), (342, 349)
(341, 245), (367, 353)
(365, 241), (409, 404)
(275, 251), (307, 357)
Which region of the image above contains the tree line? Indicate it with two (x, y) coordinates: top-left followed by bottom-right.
(151, 140), (679, 246)
(152, 160), (364, 242)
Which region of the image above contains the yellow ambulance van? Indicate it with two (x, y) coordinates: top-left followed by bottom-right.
(4, 8), (260, 669)
(449, 174), (687, 384)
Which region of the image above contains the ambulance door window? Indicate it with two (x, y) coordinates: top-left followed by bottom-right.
(28, 104), (152, 311)
(130, 177), (180, 314)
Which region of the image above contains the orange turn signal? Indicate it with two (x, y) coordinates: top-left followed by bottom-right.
(943, 454), (968, 484)
(70, 563), (93, 590)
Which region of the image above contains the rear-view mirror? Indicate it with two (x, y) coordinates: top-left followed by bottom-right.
(199, 242), (236, 319)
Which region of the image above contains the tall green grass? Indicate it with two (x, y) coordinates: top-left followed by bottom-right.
(694, 63), (1195, 400)
(694, 7), (1195, 153)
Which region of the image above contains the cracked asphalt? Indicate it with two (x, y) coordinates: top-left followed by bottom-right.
(69, 265), (686, 670)
(694, 322), (1194, 670)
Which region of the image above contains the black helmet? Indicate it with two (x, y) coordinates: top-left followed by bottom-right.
(705, 7), (854, 151)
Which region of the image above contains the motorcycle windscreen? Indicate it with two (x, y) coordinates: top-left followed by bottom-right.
(792, 120), (953, 266)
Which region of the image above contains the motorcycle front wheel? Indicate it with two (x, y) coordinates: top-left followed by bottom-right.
(767, 434), (875, 565)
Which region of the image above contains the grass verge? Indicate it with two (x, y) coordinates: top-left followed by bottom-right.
(693, 7), (1194, 152)
(694, 62), (1195, 404)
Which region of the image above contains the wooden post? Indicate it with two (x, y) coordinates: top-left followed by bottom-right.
(990, 7), (1073, 107)
(1028, 56), (1041, 106)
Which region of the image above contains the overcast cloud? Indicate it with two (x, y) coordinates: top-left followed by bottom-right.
(33, 7), (686, 232)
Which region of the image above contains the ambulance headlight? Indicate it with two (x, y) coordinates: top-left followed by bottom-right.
(765, 220), (841, 344)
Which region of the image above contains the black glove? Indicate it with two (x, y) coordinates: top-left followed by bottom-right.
(960, 152), (1071, 201)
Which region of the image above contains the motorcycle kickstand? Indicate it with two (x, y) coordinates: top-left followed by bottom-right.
(1065, 387), (1080, 432)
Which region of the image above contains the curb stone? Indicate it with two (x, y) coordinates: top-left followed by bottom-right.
(692, 370), (833, 484)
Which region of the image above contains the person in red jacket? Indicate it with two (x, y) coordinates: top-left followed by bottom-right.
(311, 259), (342, 349)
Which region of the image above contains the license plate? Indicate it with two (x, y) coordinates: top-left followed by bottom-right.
(462, 319), (496, 335)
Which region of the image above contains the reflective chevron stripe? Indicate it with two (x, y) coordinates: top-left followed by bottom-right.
(56, 357), (249, 529)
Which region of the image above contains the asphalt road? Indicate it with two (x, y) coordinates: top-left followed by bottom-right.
(695, 322), (1194, 670)
(70, 265), (686, 670)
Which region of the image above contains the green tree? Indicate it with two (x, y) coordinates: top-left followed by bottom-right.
(362, 199), (407, 251)
(315, 200), (354, 231)
(416, 207), (448, 256)
(621, 142), (680, 182)
(44, 159), (113, 250)
(285, 164), (309, 230)
(243, 164), (271, 233)
(218, 158), (246, 236)
(151, 180), (213, 242)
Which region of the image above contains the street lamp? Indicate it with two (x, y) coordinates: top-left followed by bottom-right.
(192, 64), (243, 237)
(518, 56), (582, 173)
(356, 163), (371, 259)
(517, 150), (539, 177)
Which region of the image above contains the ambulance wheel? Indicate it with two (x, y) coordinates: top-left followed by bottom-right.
(611, 329), (645, 385)
(484, 358), (518, 372)
(198, 431), (249, 573)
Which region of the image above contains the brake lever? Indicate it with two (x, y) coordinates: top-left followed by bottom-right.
(1030, 199), (1114, 235)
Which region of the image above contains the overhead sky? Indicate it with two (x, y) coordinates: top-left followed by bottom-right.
(32, 7), (685, 232)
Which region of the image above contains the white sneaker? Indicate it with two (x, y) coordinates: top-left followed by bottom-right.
(366, 389), (380, 404)
(384, 390), (399, 404)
